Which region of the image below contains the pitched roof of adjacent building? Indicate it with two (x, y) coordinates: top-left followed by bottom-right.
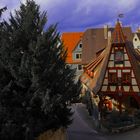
(81, 44), (111, 94)
(61, 32), (83, 64)
(135, 33), (140, 40)
(82, 25), (133, 64)
(81, 21), (140, 94)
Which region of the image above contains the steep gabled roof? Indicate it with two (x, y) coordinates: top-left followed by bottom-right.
(81, 42), (111, 94)
(112, 20), (126, 43)
(61, 32), (83, 63)
(136, 33), (140, 40)
(126, 43), (140, 86)
(82, 26), (133, 64)
(81, 21), (140, 94)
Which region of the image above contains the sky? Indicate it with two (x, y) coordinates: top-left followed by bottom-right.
(0, 0), (140, 33)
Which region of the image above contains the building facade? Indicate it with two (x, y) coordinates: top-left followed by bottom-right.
(61, 32), (83, 81)
(81, 20), (140, 114)
(61, 25), (133, 83)
(82, 25), (133, 65)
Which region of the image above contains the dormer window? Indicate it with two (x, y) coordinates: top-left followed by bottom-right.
(135, 38), (137, 41)
(75, 53), (82, 59)
(79, 44), (82, 49)
(115, 50), (124, 64)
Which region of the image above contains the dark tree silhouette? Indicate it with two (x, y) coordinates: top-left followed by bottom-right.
(0, 0), (81, 139)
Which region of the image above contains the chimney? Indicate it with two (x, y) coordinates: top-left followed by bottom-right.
(104, 25), (108, 39)
(107, 31), (112, 45)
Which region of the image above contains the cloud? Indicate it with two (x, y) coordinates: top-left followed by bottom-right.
(44, 0), (140, 32)
(0, 0), (140, 32)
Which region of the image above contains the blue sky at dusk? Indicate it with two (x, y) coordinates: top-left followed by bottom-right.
(0, 0), (140, 32)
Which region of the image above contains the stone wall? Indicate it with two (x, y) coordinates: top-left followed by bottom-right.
(37, 128), (66, 140)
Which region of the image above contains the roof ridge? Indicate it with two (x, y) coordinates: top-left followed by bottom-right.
(112, 20), (126, 43)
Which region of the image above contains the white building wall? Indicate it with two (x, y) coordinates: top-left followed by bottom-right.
(133, 34), (140, 50)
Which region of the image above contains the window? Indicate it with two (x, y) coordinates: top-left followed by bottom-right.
(122, 72), (131, 85)
(79, 44), (82, 49)
(108, 72), (117, 85)
(115, 51), (124, 64)
(77, 65), (82, 71)
(135, 38), (137, 41)
(76, 53), (82, 59)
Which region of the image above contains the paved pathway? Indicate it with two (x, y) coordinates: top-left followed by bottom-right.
(67, 103), (140, 140)
(67, 104), (106, 140)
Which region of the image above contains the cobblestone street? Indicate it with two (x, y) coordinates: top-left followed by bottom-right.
(67, 103), (140, 140)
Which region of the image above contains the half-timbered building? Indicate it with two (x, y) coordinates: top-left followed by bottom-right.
(81, 20), (140, 114)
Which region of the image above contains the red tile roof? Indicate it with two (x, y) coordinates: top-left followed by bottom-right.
(61, 32), (83, 64)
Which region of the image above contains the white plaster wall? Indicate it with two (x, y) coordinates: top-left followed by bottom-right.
(133, 34), (140, 49)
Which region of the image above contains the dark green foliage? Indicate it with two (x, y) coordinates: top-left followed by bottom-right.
(0, 7), (7, 48)
(0, 0), (80, 139)
(102, 111), (135, 130)
(0, 7), (7, 17)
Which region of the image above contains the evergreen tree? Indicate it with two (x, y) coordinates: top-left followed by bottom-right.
(0, 7), (7, 17)
(0, 7), (7, 41)
(0, 0), (81, 140)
